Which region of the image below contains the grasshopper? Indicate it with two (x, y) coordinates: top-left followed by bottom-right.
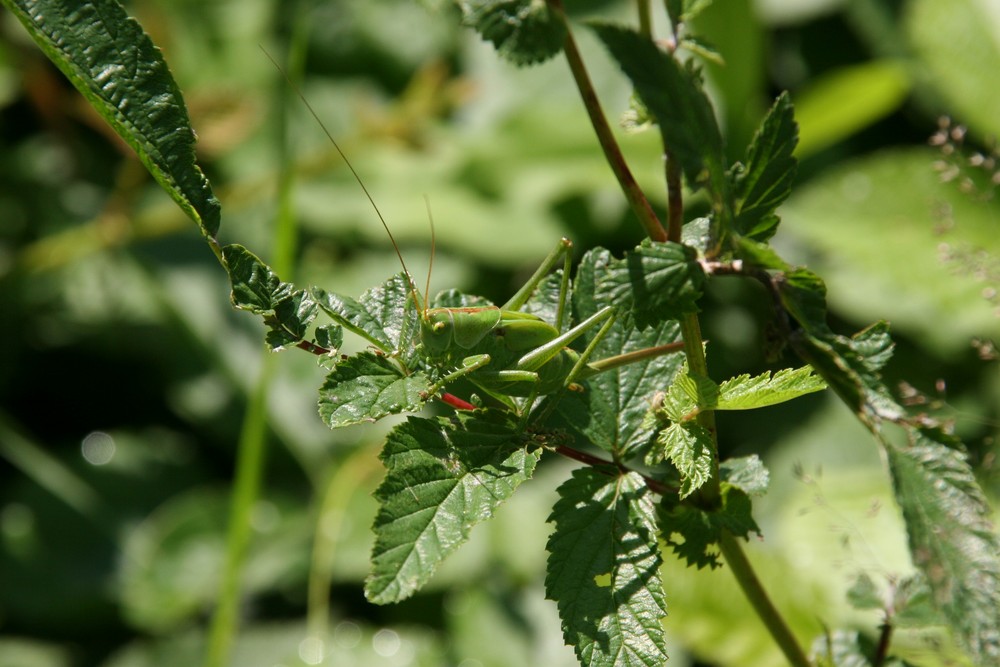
(278, 55), (683, 414)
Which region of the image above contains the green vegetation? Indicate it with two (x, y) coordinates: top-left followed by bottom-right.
(0, 1), (998, 666)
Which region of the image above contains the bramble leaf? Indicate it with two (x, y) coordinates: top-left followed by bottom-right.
(223, 245), (292, 313)
(366, 414), (540, 603)
(546, 469), (668, 667)
(223, 244), (318, 350)
(313, 274), (416, 357)
(317, 353), (430, 428)
(731, 92), (799, 241)
(314, 324), (343, 353)
(459, 0), (566, 66)
(265, 290), (319, 351)
(2, 0), (221, 241)
(600, 241), (706, 327)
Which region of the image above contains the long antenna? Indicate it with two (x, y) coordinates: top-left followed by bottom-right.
(423, 195), (436, 312)
(259, 45), (425, 310)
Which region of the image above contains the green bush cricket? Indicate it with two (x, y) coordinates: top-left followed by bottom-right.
(271, 51), (684, 415)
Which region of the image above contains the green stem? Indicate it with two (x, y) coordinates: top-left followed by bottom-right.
(636, 0), (653, 38)
(203, 358), (274, 667)
(718, 532), (812, 667)
(548, 0), (667, 242)
(203, 15), (309, 666)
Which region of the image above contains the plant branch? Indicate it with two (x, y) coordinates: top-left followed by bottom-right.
(548, 0), (667, 242)
(718, 532), (812, 667)
(666, 151), (684, 242)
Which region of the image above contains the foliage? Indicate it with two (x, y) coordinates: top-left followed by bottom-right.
(1, 1), (998, 667)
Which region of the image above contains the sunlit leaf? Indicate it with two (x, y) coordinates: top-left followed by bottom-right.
(317, 352), (430, 428)
(546, 469), (668, 666)
(715, 366), (826, 410)
(548, 248), (684, 460)
(2, 0), (221, 240)
(366, 414), (540, 603)
(313, 274), (416, 356)
(600, 240), (706, 327)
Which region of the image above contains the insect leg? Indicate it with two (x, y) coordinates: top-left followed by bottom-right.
(501, 238), (573, 313)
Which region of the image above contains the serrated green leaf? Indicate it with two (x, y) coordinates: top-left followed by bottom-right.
(731, 92), (798, 241)
(659, 363), (698, 424)
(658, 483), (760, 569)
(264, 290), (318, 350)
(223, 244), (292, 314)
(676, 367), (719, 409)
(719, 455), (769, 496)
(317, 353), (430, 428)
(883, 425), (1000, 663)
(313, 274), (416, 356)
(460, 0), (566, 66)
(652, 422), (713, 498)
(600, 241), (706, 327)
(548, 248), (684, 460)
(2, 0), (221, 241)
(545, 469), (668, 667)
(366, 414), (540, 604)
(314, 324), (343, 353)
(592, 24), (728, 228)
(715, 366), (826, 410)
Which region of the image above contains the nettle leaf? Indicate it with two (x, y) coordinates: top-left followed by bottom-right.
(652, 422), (713, 498)
(593, 24), (728, 214)
(223, 244), (292, 313)
(659, 483), (760, 570)
(546, 469), (668, 667)
(731, 92), (799, 242)
(460, 0), (566, 66)
(550, 248), (684, 460)
(600, 241), (706, 327)
(3, 0), (220, 240)
(317, 352), (430, 428)
(715, 366), (826, 410)
(313, 274), (415, 356)
(883, 425), (1000, 662)
(366, 414), (540, 604)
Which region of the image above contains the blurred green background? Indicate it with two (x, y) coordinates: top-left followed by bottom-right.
(0, 0), (997, 665)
